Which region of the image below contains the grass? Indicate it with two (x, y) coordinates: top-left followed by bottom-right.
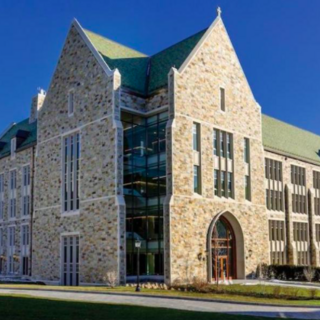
(0, 295), (285, 320)
(1, 283), (320, 306)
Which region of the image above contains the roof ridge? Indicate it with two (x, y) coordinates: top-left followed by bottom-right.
(151, 28), (208, 58)
(83, 28), (149, 57)
(263, 113), (320, 139)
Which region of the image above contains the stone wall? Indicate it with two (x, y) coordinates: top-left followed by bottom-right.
(165, 18), (269, 284)
(33, 24), (124, 284)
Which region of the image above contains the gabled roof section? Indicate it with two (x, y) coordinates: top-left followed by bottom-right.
(262, 114), (320, 165)
(0, 118), (37, 159)
(83, 26), (207, 95)
(84, 29), (149, 94)
(148, 29), (207, 93)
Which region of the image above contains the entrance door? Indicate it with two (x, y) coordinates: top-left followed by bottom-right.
(62, 235), (79, 286)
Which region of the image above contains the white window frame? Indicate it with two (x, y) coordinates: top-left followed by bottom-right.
(68, 90), (75, 116)
(0, 173), (4, 220)
(22, 165), (31, 217)
(9, 170), (17, 219)
(62, 132), (81, 215)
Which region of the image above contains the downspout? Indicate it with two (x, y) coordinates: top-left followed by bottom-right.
(29, 145), (36, 277)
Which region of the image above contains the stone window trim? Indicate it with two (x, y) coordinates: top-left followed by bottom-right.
(269, 219), (287, 265)
(61, 132), (81, 216)
(68, 89), (75, 117)
(291, 165), (307, 214)
(293, 221), (309, 265)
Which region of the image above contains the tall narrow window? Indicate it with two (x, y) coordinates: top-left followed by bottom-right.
(22, 166), (31, 216)
(63, 133), (80, 213)
(245, 175), (251, 201)
(220, 87), (225, 111)
(21, 225), (30, 276)
(0, 228), (3, 274)
(194, 165), (201, 194)
(11, 138), (16, 159)
(244, 138), (250, 163)
(265, 159), (283, 211)
(8, 226), (15, 273)
(213, 130), (218, 156)
(213, 129), (234, 199)
(68, 90), (74, 116)
(0, 174), (4, 220)
(313, 171), (320, 216)
(193, 123), (200, 151)
(291, 165), (306, 214)
(9, 170), (16, 218)
(269, 220), (286, 265)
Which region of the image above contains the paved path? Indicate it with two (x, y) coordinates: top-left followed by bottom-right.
(1, 288), (320, 319)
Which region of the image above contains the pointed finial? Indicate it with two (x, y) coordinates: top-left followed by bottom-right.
(217, 6), (222, 17)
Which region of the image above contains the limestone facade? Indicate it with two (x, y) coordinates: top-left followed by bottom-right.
(0, 14), (319, 286)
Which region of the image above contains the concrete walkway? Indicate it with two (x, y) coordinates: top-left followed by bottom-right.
(1, 288), (320, 319)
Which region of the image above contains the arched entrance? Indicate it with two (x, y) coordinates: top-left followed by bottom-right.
(207, 211), (245, 281)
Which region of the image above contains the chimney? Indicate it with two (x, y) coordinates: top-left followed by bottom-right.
(29, 88), (46, 123)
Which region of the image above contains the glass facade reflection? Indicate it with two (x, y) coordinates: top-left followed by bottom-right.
(122, 111), (168, 276)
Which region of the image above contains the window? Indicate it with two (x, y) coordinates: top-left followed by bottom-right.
(314, 171), (320, 216)
(244, 138), (250, 163)
(0, 228), (3, 274)
(68, 90), (74, 115)
(194, 165), (201, 194)
(11, 138), (16, 159)
(293, 222), (309, 265)
(269, 220), (286, 265)
(9, 170), (16, 218)
(193, 123), (200, 151)
(8, 226), (15, 273)
(316, 225), (320, 264)
(0, 174), (4, 220)
(22, 166), (31, 216)
(265, 159), (283, 211)
(21, 225), (30, 275)
(213, 129), (234, 199)
(245, 175), (251, 201)
(63, 133), (80, 213)
(291, 165), (307, 214)
(220, 87), (225, 111)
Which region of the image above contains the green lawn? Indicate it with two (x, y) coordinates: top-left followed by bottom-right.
(1, 284), (320, 306)
(0, 295), (284, 320)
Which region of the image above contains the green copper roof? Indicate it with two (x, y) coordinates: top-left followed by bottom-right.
(84, 28), (207, 95)
(0, 118), (37, 159)
(262, 114), (320, 165)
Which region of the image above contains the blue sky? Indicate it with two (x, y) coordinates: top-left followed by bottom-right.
(0, 0), (319, 134)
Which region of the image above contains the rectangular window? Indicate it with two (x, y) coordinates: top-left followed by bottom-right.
(291, 165), (307, 214)
(293, 222), (309, 265)
(21, 225), (30, 275)
(213, 128), (234, 199)
(9, 170), (16, 218)
(269, 220), (286, 265)
(63, 133), (80, 213)
(244, 138), (250, 163)
(220, 87), (225, 111)
(314, 171), (320, 216)
(0, 174), (4, 220)
(68, 91), (74, 115)
(265, 159), (283, 211)
(194, 166), (201, 194)
(22, 166), (31, 216)
(193, 123), (200, 151)
(11, 138), (16, 159)
(8, 226), (15, 273)
(245, 175), (251, 201)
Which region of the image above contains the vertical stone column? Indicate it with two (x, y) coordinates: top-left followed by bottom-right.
(111, 69), (126, 284)
(163, 68), (179, 285)
(285, 184), (296, 264)
(308, 189), (318, 266)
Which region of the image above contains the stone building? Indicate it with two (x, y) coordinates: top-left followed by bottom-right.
(0, 9), (320, 285)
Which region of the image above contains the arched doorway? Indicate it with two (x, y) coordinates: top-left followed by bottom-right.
(207, 211), (245, 281)
(212, 217), (236, 280)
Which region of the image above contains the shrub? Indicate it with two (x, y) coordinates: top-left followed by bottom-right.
(303, 266), (315, 282)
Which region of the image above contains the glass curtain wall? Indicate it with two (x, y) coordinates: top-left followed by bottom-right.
(122, 111), (168, 276)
